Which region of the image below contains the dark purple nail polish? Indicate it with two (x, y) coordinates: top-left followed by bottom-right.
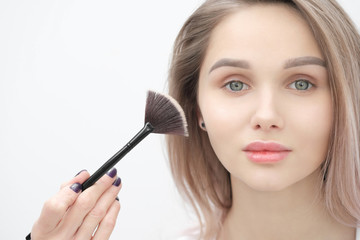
(70, 183), (82, 193)
(113, 177), (121, 187)
(115, 196), (119, 201)
(106, 168), (117, 178)
(74, 169), (86, 177)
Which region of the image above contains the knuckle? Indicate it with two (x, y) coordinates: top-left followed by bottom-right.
(102, 217), (117, 230)
(43, 198), (67, 215)
(114, 201), (121, 212)
(89, 207), (106, 219)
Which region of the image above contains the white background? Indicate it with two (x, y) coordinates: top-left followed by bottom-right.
(0, 0), (358, 239)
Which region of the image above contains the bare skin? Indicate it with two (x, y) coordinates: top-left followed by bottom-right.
(197, 3), (356, 240)
(29, 169), (121, 240)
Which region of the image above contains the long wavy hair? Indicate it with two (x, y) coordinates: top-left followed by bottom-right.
(166, 0), (360, 238)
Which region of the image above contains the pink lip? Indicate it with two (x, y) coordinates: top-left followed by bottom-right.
(243, 141), (291, 163)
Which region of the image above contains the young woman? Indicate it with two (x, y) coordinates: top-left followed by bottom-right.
(28, 0), (360, 239)
(166, 0), (360, 239)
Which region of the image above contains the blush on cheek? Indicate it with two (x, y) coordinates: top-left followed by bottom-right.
(204, 106), (247, 165)
(292, 106), (333, 164)
(307, 106), (333, 141)
(204, 106), (240, 132)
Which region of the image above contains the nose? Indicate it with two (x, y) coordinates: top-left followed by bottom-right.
(250, 90), (284, 131)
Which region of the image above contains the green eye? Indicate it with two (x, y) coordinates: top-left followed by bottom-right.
(226, 81), (247, 91)
(290, 80), (313, 90)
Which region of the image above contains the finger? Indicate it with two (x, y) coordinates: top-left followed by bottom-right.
(34, 182), (83, 234)
(59, 168), (118, 235)
(92, 199), (121, 240)
(34, 170), (90, 233)
(74, 178), (122, 240)
(60, 170), (90, 189)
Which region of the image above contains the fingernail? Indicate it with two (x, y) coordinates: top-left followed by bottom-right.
(74, 169), (87, 177)
(70, 183), (82, 193)
(115, 196), (119, 201)
(106, 168), (117, 178)
(112, 177), (121, 187)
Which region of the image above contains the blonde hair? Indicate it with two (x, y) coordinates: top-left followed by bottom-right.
(166, 0), (360, 238)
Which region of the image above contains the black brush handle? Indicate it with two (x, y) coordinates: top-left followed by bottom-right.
(82, 122), (154, 191)
(25, 123), (154, 239)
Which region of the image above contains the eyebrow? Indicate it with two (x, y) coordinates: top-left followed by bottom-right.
(209, 58), (250, 73)
(283, 56), (326, 69)
(209, 56), (326, 74)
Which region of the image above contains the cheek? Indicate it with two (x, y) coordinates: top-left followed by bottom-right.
(200, 95), (248, 134)
(287, 96), (333, 162)
(199, 94), (250, 161)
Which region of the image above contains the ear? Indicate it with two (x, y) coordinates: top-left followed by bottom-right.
(197, 106), (207, 131)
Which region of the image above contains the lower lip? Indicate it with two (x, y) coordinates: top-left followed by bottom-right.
(245, 151), (290, 163)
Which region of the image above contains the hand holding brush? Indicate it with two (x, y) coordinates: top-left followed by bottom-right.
(82, 90), (188, 190)
(26, 90), (188, 240)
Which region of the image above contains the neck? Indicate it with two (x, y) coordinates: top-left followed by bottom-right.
(220, 170), (355, 240)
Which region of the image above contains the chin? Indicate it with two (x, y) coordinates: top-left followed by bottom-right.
(246, 181), (291, 192)
(238, 173), (296, 192)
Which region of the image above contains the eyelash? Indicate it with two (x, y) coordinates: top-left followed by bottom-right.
(288, 79), (314, 91)
(224, 80), (250, 92)
(222, 77), (316, 93)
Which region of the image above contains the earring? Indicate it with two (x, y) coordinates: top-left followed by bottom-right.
(201, 122), (206, 129)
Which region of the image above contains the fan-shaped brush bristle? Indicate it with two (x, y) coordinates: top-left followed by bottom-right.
(145, 90), (188, 136)
(77, 90), (188, 193)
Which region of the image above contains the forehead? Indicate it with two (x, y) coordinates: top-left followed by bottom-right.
(203, 3), (323, 67)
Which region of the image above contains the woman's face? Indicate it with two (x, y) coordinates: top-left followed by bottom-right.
(197, 4), (332, 191)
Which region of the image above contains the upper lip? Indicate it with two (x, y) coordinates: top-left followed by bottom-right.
(243, 141), (291, 152)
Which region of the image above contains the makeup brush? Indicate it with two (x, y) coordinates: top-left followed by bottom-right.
(81, 90), (188, 191)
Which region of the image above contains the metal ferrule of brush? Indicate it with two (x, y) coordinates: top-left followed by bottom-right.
(81, 122), (154, 191)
